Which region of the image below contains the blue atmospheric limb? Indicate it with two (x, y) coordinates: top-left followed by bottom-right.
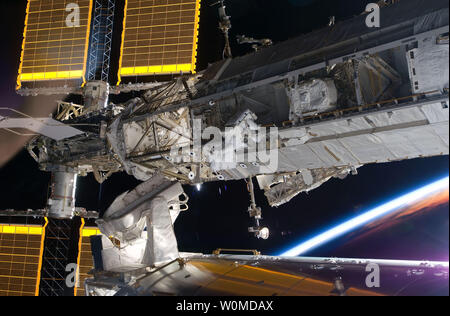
(279, 176), (450, 257)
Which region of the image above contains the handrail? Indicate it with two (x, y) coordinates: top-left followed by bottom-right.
(213, 248), (261, 256)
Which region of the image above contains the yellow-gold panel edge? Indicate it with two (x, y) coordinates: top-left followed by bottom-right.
(117, 0), (201, 84)
(0, 220), (47, 296)
(16, 0), (94, 88)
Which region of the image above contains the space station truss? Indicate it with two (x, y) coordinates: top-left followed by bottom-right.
(87, 0), (116, 82)
(38, 218), (74, 296)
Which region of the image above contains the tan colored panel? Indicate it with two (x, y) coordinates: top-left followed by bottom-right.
(17, 0), (93, 87)
(118, 0), (201, 82)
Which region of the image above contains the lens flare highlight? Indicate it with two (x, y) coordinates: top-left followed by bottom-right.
(280, 176), (450, 257)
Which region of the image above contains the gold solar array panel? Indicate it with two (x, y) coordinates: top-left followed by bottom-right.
(17, 0), (93, 88)
(118, 0), (201, 82)
(75, 226), (100, 296)
(0, 224), (45, 296)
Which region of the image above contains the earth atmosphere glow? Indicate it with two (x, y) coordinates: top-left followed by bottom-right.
(279, 176), (450, 257)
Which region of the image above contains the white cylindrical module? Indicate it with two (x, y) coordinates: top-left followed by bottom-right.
(47, 171), (78, 219)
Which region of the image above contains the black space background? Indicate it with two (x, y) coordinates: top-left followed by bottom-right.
(0, 0), (448, 260)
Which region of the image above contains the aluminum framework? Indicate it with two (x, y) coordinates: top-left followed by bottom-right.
(87, 0), (116, 82)
(39, 219), (77, 296)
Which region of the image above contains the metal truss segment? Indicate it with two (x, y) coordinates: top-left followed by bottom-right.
(87, 0), (116, 82)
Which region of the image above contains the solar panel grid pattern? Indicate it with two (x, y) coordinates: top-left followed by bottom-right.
(119, 0), (200, 80)
(0, 225), (44, 296)
(75, 227), (100, 296)
(17, 0), (93, 85)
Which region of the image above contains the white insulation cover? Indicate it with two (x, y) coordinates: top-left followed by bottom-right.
(98, 177), (184, 271)
(288, 79), (338, 119)
(281, 101), (449, 170)
(216, 99), (448, 181)
(407, 39), (449, 94)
